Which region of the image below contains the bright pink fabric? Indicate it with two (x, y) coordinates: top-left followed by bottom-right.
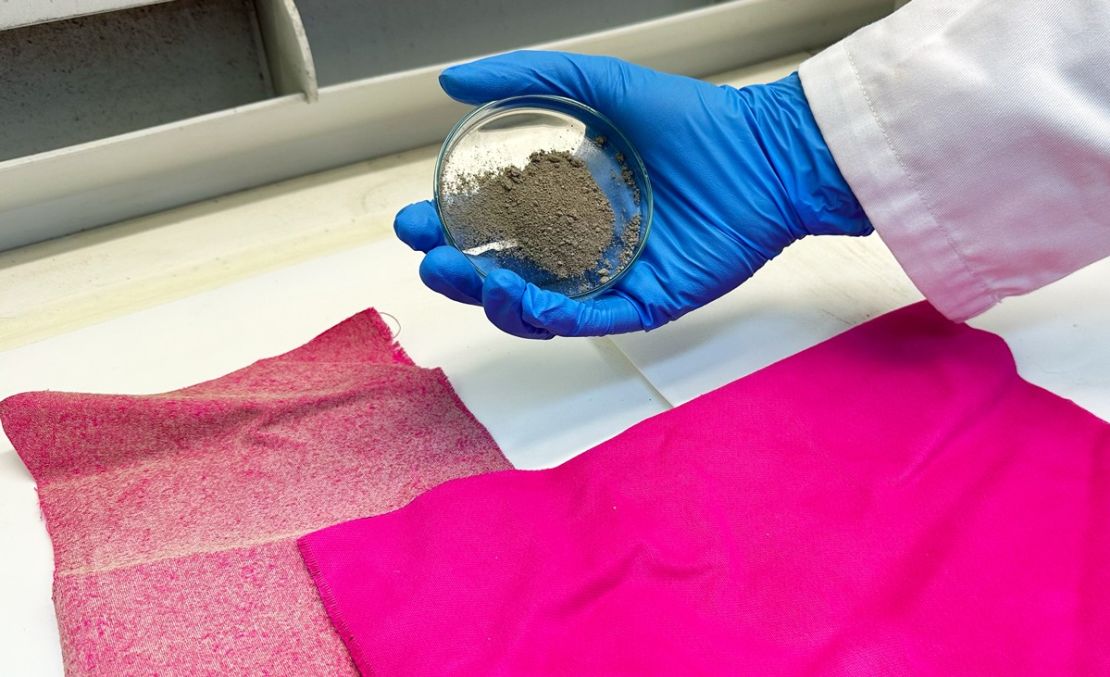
(0, 310), (508, 675)
(300, 303), (1110, 675)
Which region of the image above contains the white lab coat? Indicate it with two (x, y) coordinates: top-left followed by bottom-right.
(799, 0), (1110, 321)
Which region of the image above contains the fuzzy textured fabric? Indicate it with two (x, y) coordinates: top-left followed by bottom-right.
(300, 303), (1110, 675)
(0, 309), (508, 675)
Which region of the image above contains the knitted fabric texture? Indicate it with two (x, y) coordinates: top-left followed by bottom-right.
(299, 303), (1110, 675)
(0, 309), (509, 675)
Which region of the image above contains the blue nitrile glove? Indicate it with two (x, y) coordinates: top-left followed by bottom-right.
(395, 51), (871, 339)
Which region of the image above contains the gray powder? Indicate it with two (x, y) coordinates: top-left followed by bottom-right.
(445, 150), (616, 280)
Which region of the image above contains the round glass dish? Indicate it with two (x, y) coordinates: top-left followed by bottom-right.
(435, 95), (652, 298)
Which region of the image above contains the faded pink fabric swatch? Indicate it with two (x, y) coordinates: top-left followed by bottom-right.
(0, 309), (508, 675)
(300, 303), (1110, 676)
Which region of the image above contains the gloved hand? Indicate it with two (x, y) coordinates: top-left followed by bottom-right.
(395, 50), (871, 339)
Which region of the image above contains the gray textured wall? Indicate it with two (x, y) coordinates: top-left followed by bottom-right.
(0, 0), (272, 161)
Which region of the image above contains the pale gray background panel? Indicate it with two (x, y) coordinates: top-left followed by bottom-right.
(297, 0), (724, 85)
(0, 0), (893, 252)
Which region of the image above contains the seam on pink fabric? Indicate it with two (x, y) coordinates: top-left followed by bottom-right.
(53, 529), (328, 576)
(844, 46), (999, 309)
(297, 537), (376, 675)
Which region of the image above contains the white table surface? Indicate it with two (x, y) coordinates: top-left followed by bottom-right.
(5, 235), (1109, 677)
(3, 52), (1109, 674)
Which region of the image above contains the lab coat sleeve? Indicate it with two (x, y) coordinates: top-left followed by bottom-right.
(799, 0), (1110, 321)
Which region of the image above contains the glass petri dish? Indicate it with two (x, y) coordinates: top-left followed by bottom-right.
(434, 95), (652, 298)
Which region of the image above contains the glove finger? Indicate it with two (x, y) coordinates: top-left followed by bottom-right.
(439, 51), (651, 132)
(394, 200), (446, 253)
(419, 246), (483, 305)
(482, 269), (554, 340)
(521, 285), (645, 337)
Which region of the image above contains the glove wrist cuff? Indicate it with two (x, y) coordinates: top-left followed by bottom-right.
(749, 73), (873, 238)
